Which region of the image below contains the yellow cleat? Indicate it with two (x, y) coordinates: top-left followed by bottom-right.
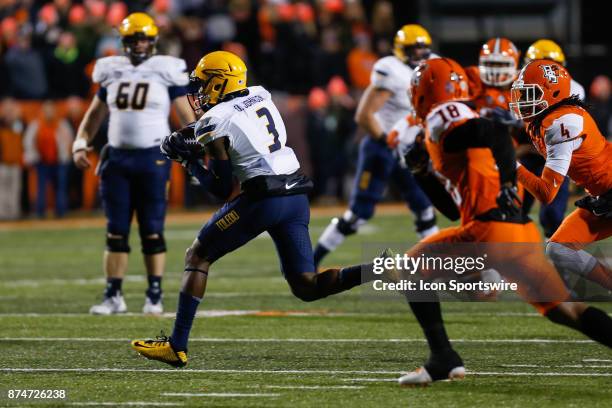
(131, 335), (187, 368)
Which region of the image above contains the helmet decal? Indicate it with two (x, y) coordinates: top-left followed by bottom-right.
(541, 65), (558, 83)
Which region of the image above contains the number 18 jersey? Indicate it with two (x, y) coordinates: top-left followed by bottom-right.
(194, 86), (300, 183)
(93, 55), (190, 149)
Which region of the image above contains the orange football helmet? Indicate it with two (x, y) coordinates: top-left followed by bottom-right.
(478, 37), (519, 87)
(410, 57), (469, 120)
(509, 60), (571, 120)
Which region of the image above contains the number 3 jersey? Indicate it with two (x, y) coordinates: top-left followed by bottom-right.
(92, 55), (189, 149)
(194, 86), (300, 183)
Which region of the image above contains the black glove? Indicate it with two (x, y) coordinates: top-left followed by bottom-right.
(404, 135), (430, 175)
(160, 123), (203, 167)
(496, 184), (522, 219)
(575, 191), (612, 218)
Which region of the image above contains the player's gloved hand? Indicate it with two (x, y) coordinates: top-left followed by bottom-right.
(488, 107), (523, 128)
(403, 134), (430, 174)
(160, 123), (202, 167)
(575, 190), (612, 218)
(496, 183), (522, 218)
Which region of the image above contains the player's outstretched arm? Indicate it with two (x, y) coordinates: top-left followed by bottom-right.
(73, 95), (108, 170)
(517, 165), (565, 205)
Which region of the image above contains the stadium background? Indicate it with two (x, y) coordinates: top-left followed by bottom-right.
(0, 0), (611, 219)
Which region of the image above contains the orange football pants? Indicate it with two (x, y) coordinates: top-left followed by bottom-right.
(550, 208), (612, 247)
(405, 219), (570, 314)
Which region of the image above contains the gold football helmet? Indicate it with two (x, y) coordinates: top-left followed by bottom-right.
(118, 13), (158, 65)
(189, 51), (248, 113)
(393, 24), (432, 67)
(524, 39), (566, 66)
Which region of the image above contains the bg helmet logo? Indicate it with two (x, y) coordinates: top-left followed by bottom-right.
(540, 65), (558, 83)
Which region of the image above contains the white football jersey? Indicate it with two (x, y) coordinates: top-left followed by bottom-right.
(93, 55), (189, 149)
(369, 54), (438, 133)
(194, 86), (300, 183)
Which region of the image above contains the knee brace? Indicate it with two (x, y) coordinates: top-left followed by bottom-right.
(106, 234), (130, 253)
(141, 234), (167, 255)
(546, 241), (598, 277)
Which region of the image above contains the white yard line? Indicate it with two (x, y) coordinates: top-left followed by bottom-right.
(69, 402), (184, 406)
(2, 368), (611, 377)
(0, 311), (572, 318)
(162, 392), (279, 397)
(0, 337), (596, 344)
(0, 368), (408, 375)
(472, 371), (612, 377)
(259, 385), (365, 390)
(502, 364), (612, 368)
(583, 359), (612, 362)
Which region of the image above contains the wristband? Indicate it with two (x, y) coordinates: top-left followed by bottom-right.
(72, 138), (88, 154)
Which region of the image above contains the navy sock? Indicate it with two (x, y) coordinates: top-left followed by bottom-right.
(340, 262), (377, 286)
(170, 291), (202, 352)
(104, 278), (123, 298)
(146, 275), (163, 304)
(339, 264), (365, 289)
(313, 244), (330, 269)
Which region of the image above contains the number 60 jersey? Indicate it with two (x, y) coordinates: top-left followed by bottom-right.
(93, 55), (190, 149)
(194, 86), (300, 183)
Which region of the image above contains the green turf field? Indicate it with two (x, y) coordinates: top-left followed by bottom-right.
(1, 210), (611, 407)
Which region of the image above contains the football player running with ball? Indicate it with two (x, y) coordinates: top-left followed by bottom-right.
(131, 51), (398, 367)
(73, 13), (195, 315)
(312, 24), (438, 269)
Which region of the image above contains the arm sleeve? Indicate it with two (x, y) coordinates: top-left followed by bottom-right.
(187, 159), (234, 200)
(442, 118), (517, 185)
(517, 165), (565, 204)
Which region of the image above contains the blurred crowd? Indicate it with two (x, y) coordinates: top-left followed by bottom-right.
(1, 0), (612, 220)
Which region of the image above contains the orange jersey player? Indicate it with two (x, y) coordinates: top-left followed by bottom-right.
(510, 59), (612, 292)
(466, 37), (519, 116)
(396, 58), (612, 386)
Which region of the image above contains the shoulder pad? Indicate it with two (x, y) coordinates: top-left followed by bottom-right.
(194, 108), (231, 145)
(92, 56), (130, 85)
(426, 102), (478, 143)
(371, 56), (402, 90)
(247, 86), (271, 100)
(544, 112), (584, 146)
(147, 56), (189, 86)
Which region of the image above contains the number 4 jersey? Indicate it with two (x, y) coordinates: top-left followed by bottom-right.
(93, 55), (190, 149)
(194, 86), (300, 183)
